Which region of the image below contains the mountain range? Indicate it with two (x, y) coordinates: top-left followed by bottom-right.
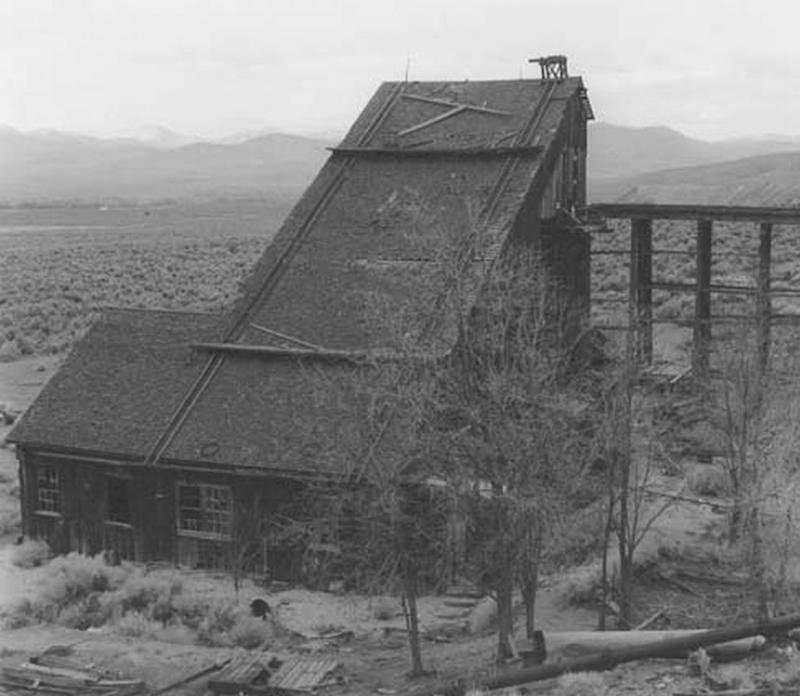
(0, 125), (330, 204)
(588, 123), (800, 204)
(4, 122), (800, 206)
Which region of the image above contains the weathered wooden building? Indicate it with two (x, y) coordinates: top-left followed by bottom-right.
(9, 58), (594, 577)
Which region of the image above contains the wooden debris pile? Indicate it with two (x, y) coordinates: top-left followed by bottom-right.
(208, 654), (341, 696)
(0, 652), (144, 695)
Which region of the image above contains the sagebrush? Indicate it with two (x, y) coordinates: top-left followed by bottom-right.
(5, 552), (284, 648)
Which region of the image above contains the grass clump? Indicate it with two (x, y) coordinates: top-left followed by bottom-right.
(11, 539), (51, 569)
(686, 464), (730, 498)
(4, 552), (285, 648)
(555, 672), (608, 696)
(556, 562), (603, 607)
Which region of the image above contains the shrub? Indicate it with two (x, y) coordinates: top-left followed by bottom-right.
(555, 672), (608, 696)
(686, 464), (731, 498)
(228, 613), (277, 649)
(102, 568), (183, 623)
(4, 552), (286, 648)
(0, 508), (21, 535)
(371, 597), (398, 620)
(12, 539), (51, 568)
(556, 562), (603, 607)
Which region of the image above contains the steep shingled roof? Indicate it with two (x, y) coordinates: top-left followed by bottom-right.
(225, 78), (585, 351)
(8, 309), (222, 457)
(11, 77), (591, 476)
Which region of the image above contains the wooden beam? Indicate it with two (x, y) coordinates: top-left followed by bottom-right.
(757, 222), (773, 371)
(630, 218), (653, 364)
(328, 145), (542, 157)
(400, 93), (512, 116)
(397, 105), (468, 136)
(693, 220), (713, 378)
(191, 342), (435, 363)
(587, 203), (800, 225)
(249, 322), (323, 351)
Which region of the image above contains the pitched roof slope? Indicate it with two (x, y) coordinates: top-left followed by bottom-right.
(224, 78), (586, 352)
(8, 309), (222, 457)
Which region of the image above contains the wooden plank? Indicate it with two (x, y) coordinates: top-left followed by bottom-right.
(693, 219), (713, 378)
(443, 599), (478, 608)
(328, 146), (541, 157)
(151, 659), (231, 695)
(588, 203), (800, 225)
(397, 105), (468, 137)
(757, 222), (773, 371)
(208, 655), (269, 695)
(400, 93), (512, 116)
(630, 217), (653, 364)
(269, 657), (339, 693)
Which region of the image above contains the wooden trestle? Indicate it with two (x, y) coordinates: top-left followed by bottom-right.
(586, 204), (800, 378)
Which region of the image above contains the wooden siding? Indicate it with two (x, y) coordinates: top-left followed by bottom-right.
(18, 448), (303, 579)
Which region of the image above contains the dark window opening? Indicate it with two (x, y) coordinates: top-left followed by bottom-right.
(106, 476), (131, 524)
(36, 466), (60, 513)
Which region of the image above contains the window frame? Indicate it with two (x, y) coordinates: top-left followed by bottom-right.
(34, 465), (61, 516)
(176, 482), (232, 541)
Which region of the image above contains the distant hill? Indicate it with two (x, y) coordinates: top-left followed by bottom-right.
(0, 126), (331, 205)
(5, 121), (800, 207)
(600, 151), (800, 206)
(588, 123), (800, 203)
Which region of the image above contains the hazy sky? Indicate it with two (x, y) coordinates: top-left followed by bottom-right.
(2, 0), (800, 141)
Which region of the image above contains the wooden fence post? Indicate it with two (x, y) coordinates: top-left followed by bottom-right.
(629, 217), (653, 364)
(757, 222), (772, 372)
(693, 219), (713, 378)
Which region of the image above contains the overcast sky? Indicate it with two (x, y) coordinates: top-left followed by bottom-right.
(2, 0), (799, 141)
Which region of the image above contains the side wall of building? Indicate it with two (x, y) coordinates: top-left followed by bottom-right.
(504, 89), (590, 336)
(18, 447), (303, 580)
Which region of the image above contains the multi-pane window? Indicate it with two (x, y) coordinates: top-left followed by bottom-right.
(177, 484), (232, 538)
(36, 466), (60, 513)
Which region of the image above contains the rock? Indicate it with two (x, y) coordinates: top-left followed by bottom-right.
(467, 596), (497, 634)
(328, 580), (346, 594)
(371, 597), (400, 620)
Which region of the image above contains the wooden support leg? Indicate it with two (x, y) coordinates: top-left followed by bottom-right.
(757, 222), (772, 372)
(693, 220), (712, 378)
(630, 217), (653, 364)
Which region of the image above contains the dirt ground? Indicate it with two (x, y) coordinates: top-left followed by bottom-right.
(0, 356), (794, 696)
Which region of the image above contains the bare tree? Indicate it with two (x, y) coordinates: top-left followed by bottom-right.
(434, 251), (601, 658)
(712, 331), (800, 619)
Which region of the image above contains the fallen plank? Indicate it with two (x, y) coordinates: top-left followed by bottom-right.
(14, 661), (103, 682)
(208, 655), (271, 695)
(0, 679), (82, 695)
(443, 600), (478, 608)
(269, 656), (340, 693)
(150, 659), (231, 696)
(633, 608), (667, 631)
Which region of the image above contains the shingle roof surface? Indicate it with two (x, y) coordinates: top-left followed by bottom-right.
(8, 309), (222, 456)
